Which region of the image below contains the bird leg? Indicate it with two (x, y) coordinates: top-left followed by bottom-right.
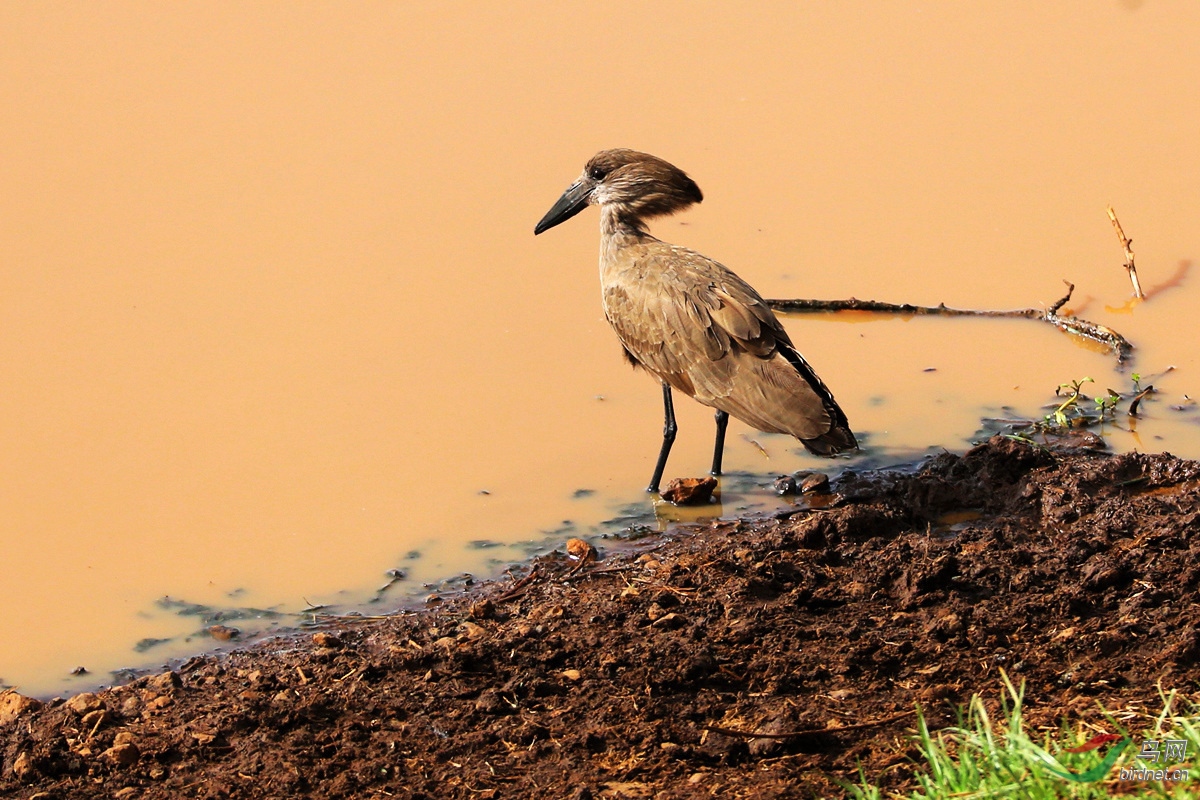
(710, 410), (729, 476)
(647, 382), (677, 494)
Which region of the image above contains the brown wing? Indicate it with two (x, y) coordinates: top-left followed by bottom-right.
(603, 243), (855, 453)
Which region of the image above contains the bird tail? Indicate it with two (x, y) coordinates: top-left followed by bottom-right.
(778, 343), (858, 455)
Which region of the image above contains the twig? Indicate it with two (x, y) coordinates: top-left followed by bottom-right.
(767, 282), (1133, 364)
(493, 566), (542, 603)
(1107, 206), (1145, 299)
(560, 566), (635, 583)
(1128, 386), (1154, 417)
(705, 709), (913, 740)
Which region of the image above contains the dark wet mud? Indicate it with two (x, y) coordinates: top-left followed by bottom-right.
(4, 436), (1200, 799)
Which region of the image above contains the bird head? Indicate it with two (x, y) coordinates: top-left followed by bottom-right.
(534, 149), (703, 235)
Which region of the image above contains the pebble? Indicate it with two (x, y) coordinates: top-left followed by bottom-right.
(65, 692), (103, 716)
(208, 625), (240, 641)
(12, 751), (34, 780)
(312, 632), (343, 649)
(103, 740), (140, 767)
(460, 621), (488, 640)
(0, 692), (43, 726)
(566, 537), (597, 563)
(651, 613), (686, 630)
(774, 470), (830, 495)
(660, 476), (717, 505)
(149, 671), (182, 692)
(81, 709), (108, 730)
(474, 688), (506, 714)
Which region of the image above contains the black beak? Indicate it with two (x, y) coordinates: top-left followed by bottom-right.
(534, 179), (594, 235)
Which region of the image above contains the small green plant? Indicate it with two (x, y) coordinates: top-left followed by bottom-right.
(847, 675), (1199, 799)
(1043, 376), (1122, 429)
(1027, 373), (1155, 435)
(1049, 376), (1096, 427)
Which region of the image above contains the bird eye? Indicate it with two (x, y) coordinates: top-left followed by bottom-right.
(588, 166), (607, 181)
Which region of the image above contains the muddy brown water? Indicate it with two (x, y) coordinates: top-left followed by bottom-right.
(2, 3), (1199, 695)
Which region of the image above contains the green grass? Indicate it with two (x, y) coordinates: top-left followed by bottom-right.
(849, 673), (1198, 799)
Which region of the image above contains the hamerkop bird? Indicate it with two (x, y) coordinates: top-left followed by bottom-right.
(534, 149), (856, 493)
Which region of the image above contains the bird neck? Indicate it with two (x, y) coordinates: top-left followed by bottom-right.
(598, 206), (660, 283)
(599, 203), (653, 241)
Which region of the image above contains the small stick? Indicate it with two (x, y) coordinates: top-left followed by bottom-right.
(561, 566), (635, 583)
(705, 709), (913, 740)
(1107, 206), (1145, 299)
(494, 566), (542, 603)
(768, 282), (1134, 364)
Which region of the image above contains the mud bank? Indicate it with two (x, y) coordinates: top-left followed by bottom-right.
(3, 436), (1200, 799)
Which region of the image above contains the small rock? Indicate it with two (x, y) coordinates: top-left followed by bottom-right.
(208, 625), (240, 641)
(651, 612), (687, 630)
(845, 581), (869, 598)
(919, 684), (958, 703)
(926, 612), (964, 640)
(566, 537), (597, 564)
(747, 718), (791, 757)
(149, 671), (182, 692)
(103, 741), (141, 767)
(460, 621), (488, 640)
(0, 692), (42, 726)
(774, 471), (829, 495)
(12, 751), (35, 781)
(798, 471), (830, 493)
(474, 688), (507, 714)
(81, 709), (109, 730)
(773, 475), (799, 494)
(144, 693), (174, 711)
(114, 787), (139, 799)
(65, 692), (103, 716)
(470, 599), (495, 620)
(561, 669), (582, 682)
(312, 632), (343, 649)
(660, 476), (717, 505)
(71, 666), (89, 676)
(637, 556), (663, 572)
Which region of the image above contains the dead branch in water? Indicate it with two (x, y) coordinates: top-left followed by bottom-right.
(1107, 206), (1145, 299)
(766, 281), (1134, 364)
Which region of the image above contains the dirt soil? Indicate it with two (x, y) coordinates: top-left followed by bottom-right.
(4, 436), (1200, 799)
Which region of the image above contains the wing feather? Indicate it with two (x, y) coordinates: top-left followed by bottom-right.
(602, 241), (855, 452)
